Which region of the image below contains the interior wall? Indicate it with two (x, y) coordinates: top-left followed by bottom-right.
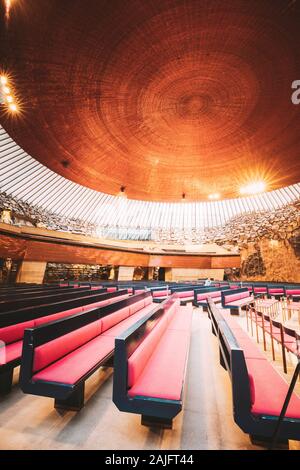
(118, 266), (134, 281)
(16, 261), (47, 284)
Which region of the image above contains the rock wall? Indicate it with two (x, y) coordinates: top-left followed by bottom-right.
(210, 201), (300, 282)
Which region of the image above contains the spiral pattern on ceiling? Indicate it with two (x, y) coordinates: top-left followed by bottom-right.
(0, 0), (300, 201)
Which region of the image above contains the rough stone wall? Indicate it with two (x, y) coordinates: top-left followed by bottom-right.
(210, 201), (300, 282)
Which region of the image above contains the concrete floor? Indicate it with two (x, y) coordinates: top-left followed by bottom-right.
(0, 309), (299, 450)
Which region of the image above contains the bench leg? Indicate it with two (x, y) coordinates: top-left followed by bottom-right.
(54, 383), (85, 411)
(0, 368), (14, 395)
(249, 434), (289, 450)
(230, 308), (239, 316)
(141, 415), (173, 429)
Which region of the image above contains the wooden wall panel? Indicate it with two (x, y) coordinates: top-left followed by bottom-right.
(211, 256), (240, 269)
(24, 240), (150, 266)
(0, 233), (27, 260)
(0, 226), (241, 268)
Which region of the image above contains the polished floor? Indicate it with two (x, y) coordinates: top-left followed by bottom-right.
(0, 309), (299, 450)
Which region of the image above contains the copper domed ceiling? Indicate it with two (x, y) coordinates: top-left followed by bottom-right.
(0, 0), (300, 201)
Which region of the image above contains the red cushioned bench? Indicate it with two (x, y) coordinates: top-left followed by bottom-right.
(267, 286), (285, 299)
(221, 288), (254, 315)
(20, 292), (156, 410)
(193, 286), (231, 309)
(0, 286), (103, 314)
(0, 289), (129, 395)
(151, 288), (171, 303)
(284, 287), (300, 300)
(170, 287), (196, 305)
(208, 299), (300, 446)
(253, 286), (268, 297)
(113, 295), (193, 428)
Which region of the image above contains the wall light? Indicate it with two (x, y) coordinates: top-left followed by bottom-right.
(0, 74), (19, 114)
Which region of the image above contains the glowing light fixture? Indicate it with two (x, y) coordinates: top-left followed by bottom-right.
(240, 181), (266, 195)
(0, 73), (20, 114)
(8, 103), (18, 113)
(208, 193), (220, 200)
(0, 76), (8, 85)
(5, 0), (12, 20)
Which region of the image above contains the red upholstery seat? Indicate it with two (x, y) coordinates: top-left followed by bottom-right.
(0, 340), (23, 365)
(101, 307), (130, 332)
(0, 320), (35, 344)
(268, 289), (284, 294)
(102, 305), (155, 338)
(246, 358), (300, 418)
(129, 299), (145, 316)
(33, 320), (102, 372)
(32, 335), (114, 384)
(152, 290), (169, 298)
(107, 287), (117, 293)
(286, 290), (300, 296)
(197, 291), (221, 301)
(168, 305), (193, 331)
(177, 290), (193, 298)
(128, 330), (190, 401)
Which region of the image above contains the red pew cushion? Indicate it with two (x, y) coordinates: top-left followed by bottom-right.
(254, 287), (267, 293)
(102, 304), (156, 338)
(0, 320), (35, 344)
(0, 340), (23, 365)
(286, 290), (300, 296)
(127, 315), (168, 388)
(107, 287), (117, 293)
(177, 290), (193, 298)
(168, 305), (193, 331)
(129, 299), (145, 316)
(33, 320), (102, 372)
(144, 295), (153, 306)
(152, 290), (169, 298)
(128, 329), (190, 401)
(197, 290), (221, 301)
(32, 335), (114, 384)
(268, 289), (284, 294)
(101, 307), (129, 333)
(246, 358), (300, 418)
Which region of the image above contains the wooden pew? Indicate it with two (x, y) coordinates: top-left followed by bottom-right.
(208, 299), (300, 447)
(20, 292), (155, 410)
(113, 295), (192, 428)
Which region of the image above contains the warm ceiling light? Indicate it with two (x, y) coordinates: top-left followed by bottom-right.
(0, 76), (8, 85)
(8, 102), (18, 113)
(240, 181), (266, 195)
(208, 193), (220, 200)
(3, 86), (10, 94)
(6, 95), (13, 103)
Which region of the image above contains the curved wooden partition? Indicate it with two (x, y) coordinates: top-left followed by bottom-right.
(0, 223), (240, 269)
